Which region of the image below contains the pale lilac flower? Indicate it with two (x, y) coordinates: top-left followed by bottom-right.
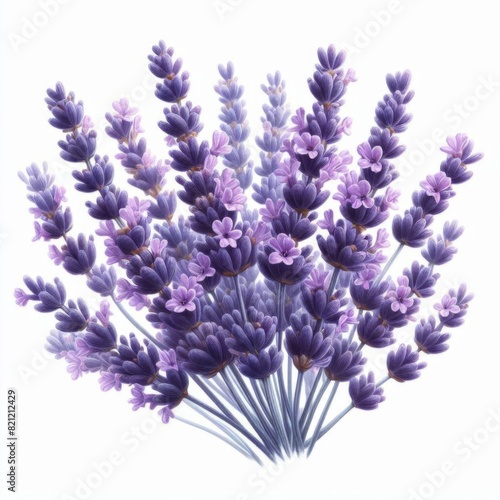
(293, 132), (322, 159)
(420, 172), (452, 203)
(440, 133), (469, 158)
(33, 221), (51, 242)
(215, 169), (246, 211)
(150, 237), (168, 258)
(14, 289), (30, 307)
(65, 351), (87, 380)
(129, 385), (148, 411)
(179, 274), (204, 298)
(335, 308), (358, 335)
(387, 277), (414, 314)
(164, 135), (176, 147)
(289, 107), (306, 132)
(269, 234), (301, 265)
(96, 300), (112, 326)
(203, 154), (218, 175)
(354, 269), (378, 290)
(188, 253), (215, 282)
(279, 138), (295, 156)
(220, 187), (246, 211)
(381, 186), (400, 210)
(99, 371), (122, 391)
(112, 98), (138, 121)
(337, 117), (352, 136)
(260, 199), (286, 223)
(247, 221), (270, 244)
(349, 180), (374, 209)
(157, 349), (178, 371)
(82, 115), (94, 135)
(304, 267), (330, 292)
(371, 228), (391, 250)
(318, 209), (335, 233)
(48, 244), (64, 265)
(210, 130), (232, 156)
(342, 68), (357, 85)
(75, 337), (92, 357)
(96, 220), (118, 239)
(166, 286), (197, 313)
(212, 217), (242, 248)
(358, 143), (384, 173)
(130, 116), (145, 141)
(434, 294), (461, 317)
(158, 406), (174, 424)
(275, 158), (300, 187)
(116, 278), (135, 302)
(129, 293), (151, 311)
(320, 151), (352, 183)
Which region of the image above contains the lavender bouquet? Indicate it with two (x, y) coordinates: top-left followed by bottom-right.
(15, 41), (481, 464)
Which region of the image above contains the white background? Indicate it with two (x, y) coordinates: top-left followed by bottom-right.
(1, 1), (499, 499)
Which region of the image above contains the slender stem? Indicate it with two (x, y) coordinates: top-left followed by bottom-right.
(190, 375), (241, 426)
(301, 377), (330, 437)
(275, 283), (294, 451)
(175, 415), (259, 463)
(374, 243), (404, 285)
(262, 378), (291, 457)
(276, 284), (285, 351)
(293, 371), (305, 453)
(271, 372), (293, 451)
(111, 295), (166, 349)
(233, 275), (248, 323)
(185, 395), (275, 461)
(305, 402), (354, 446)
(306, 380), (340, 456)
(228, 367), (280, 450)
(347, 320), (359, 344)
(299, 368), (323, 429)
(220, 370), (281, 459)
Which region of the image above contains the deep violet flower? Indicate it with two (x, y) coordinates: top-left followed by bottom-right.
(16, 41), (480, 464)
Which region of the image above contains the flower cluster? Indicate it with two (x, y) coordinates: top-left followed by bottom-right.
(15, 42), (480, 463)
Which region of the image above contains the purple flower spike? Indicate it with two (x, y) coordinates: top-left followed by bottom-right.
(268, 234), (301, 265)
(349, 372), (385, 410)
(434, 294), (460, 318)
(212, 217), (242, 248)
(420, 172), (452, 203)
(166, 286), (197, 313)
(387, 344), (426, 382)
(358, 143), (384, 173)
